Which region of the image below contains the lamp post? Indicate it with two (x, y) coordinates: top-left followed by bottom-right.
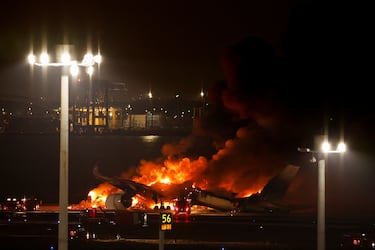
(148, 90), (153, 128)
(317, 140), (346, 250)
(27, 49), (101, 250)
(200, 88), (205, 115)
(299, 138), (346, 250)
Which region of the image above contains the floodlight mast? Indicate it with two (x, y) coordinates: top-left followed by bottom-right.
(27, 50), (101, 250)
(298, 139), (346, 250)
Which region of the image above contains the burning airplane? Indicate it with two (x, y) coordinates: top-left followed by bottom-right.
(86, 163), (300, 214)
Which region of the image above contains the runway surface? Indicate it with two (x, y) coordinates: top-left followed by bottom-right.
(1, 206), (374, 250)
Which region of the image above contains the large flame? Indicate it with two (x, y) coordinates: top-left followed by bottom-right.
(77, 150), (268, 210)
(76, 126), (283, 210)
(88, 183), (122, 208)
(131, 156), (207, 187)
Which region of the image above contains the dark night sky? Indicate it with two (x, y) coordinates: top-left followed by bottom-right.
(0, 0), (302, 100)
(1, 1), (375, 217)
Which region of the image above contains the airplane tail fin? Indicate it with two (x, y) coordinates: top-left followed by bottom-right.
(93, 165), (122, 187)
(236, 164), (300, 213)
(93, 165), (110, 181)
(257, 164), (300, 202)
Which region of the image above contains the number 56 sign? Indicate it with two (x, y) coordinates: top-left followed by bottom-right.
(160, 212), (173, 231)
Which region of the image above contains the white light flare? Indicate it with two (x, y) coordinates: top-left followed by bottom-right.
(336, 142), (346, 153)
(94, 54), (102, 64)
(28, 54), (36, 64)
(86, 66), (94, 76)
(82, 53), (94, 66)
(40, 53), (49, 65)
(70, 62), (79, 76)
(321, 141), (331, 153)
(321, 141), (346, 153)
(60, 52), (71, 65)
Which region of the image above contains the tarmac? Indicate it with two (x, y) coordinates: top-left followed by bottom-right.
(1, 208), (374, 250)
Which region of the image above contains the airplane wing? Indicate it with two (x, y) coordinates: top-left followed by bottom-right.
(93, 166), (163, 209)
(93, 165), (156, 195)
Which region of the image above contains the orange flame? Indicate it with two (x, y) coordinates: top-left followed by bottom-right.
(131, 156), (208, 186)
(83, 183), (122, 209)
(76, 146), (266, 209)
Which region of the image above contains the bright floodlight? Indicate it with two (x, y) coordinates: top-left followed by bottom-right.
(82, 53), (94, 66)
(27, 50), (101, 76)
(40, 53), (49, 65)
(70, 62), (79, 76)
(60, 52), (71, 65)
(337, 142), (347, 153)
(86, 65), (94, 76)
(321, 141), (346, 153)
(94, 54), (102, 64)
(28, 54), (36, 64)
(321, 141), (331, 153)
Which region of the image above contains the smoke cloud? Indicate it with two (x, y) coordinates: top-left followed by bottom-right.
(121, 36), (309, 200)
